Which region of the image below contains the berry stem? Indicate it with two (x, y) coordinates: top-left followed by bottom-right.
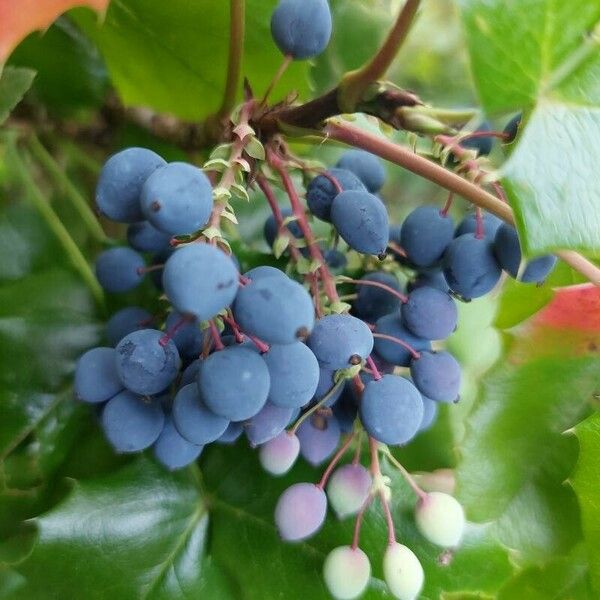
(256, 173), (304, 263)
(372, 332), (421, 360)
(366, 355), (382, 381)
(369, 437), (396, 545)
(137, 263), (164, 275)
(289, 379), (345, 435)
(381, 447), (427, 501)
(475, 207), (484, 239)
(208, 320), (225, 351)
(160, 314), (193, 347)
(351, 494), (374, 550)
(260, 54), (293, 106)
(352, 431), (363, 465)
(267, 146), (340, 302)
(440, 191), (454, 217)
(221, 311), (245, 343)
(316, 432), (357, 490)
(338, 276), (408, 303)
(247, 334), (270, 353)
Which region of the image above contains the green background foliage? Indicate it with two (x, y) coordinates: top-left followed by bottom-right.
(0, 0), (599, 598)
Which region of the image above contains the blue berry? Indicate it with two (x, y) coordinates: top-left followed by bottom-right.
(271, 0), (332, 60)
(140, 162), (213, 235)
(409, 269), (450, 294)
(503, 113), (522, 143)
(96, 147), (165, 223)
(455, 212), (502, 239)
(245, 402), (294, 446)
(95, 247), (145, 293)
(410, 351), (461, 403)
(172, 383), (229, 444)
(164, 312), (203, 360)
(153, 415), (203, 470)
(264, 207), (303, 248)
(443, 234), (502, 299)
(353, 271), (402, 322)
(233, 275), (315, 344)
(494, 223), (556, 283)
(360, 375), (423, 445)
(402, 286), (457, 340)
(400, 206), (454, 268)
(373, 313), (431, 367)
(297, 413), (341, 466)
(74, 347), (123, 404)
(336, 150), (386, 193)
(244, 265), (287, 281)
(179, 359), (201, 388)
(323, 249), (347, 271)
(459, 121), (493, 156)
(331, 190), (389, 256)
(199, 347), (270, 421)
(163, 244), (239, 320)
(313, 367), (344, 406)
(263, 342), (320, 409)
(306, 168), (365, 222)
(106, 307), (152, 347)
(115, 329), (181, 395)
(216, 422), (244, 444)
(419, 394), (438, 432)
(127, 221), (171, 253)
(308, 314), (373, 370)
(259, 431), (300, 475)
(101, 391), (164, 452)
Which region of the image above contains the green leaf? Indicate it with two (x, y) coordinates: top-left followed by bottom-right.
(502, 103), (600, 255)
(200, 441), (512, 600)
(74, 0), (311, 120)
(16, 458), (214, 599)
(458, 1), (600, 114)
(456, 356), (598, 561)
(460, 2), (600, 254)
(571, 412), (600, 594)
(498, 546), (594, 600)
(0, 66), (35, 125)
(8, 18), (108, 113)
(495, 278), (554, 330)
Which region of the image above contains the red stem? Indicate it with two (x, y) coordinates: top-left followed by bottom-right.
(342, 277), (408, 303)
(247, 334), (270, 354)
(366, 356), (382, 381)
(317, 432), (357, 490)
(475, 207), (484, 239)
(137, 263), (164, 275)
(267, 147), (340, 303)
(209, 320), (225, 351)
(370, 437), (396, 546)
(351, 494), (374, 550)
(372, 332), (421, 360)
(222, 311), (245, 343)
(440, 191), (454, 217)
(160, 314), (193, 347)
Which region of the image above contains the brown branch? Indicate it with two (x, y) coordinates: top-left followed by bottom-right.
(324, 119), (600, 287)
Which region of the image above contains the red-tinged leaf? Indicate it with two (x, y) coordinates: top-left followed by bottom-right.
(534, 285), (600, 332)
(0, 0), (109, 63)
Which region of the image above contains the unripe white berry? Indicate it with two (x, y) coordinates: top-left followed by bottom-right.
(327, 463), (372, 519)
(415, 491), (465, 548)
(383, 543), (424, 600)
(323, 545), (371, 600)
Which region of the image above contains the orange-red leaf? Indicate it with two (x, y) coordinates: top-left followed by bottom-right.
(535, 284), (600, 332)
(0, 0), (109, 63)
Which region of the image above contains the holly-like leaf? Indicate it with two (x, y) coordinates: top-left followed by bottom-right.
(0, 66), (35, 125)
(16, 458), (216, 599)
(456, 353), (598, 561)
(571, 412), (600, 595)
(498, 545), (594, 600)
(458, 0), (600, 114)
(0, 0), (109, 63)
(74, 0), (311, 120)
(459, 1), (600, 255)
(502, 104), (600, 255)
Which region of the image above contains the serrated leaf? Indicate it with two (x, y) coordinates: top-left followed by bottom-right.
(272, 234), (289, 259)
(456, 356), (598, 561)
(571, 412), (600, 594)
(502, 103), (600, 255)
(458, 0), (600, 113)
(16, 458), (212, 599)
(73, 0), (311, 120)
(0, 0), (109, 63)
(244, 137), (265, 161)
(0, 66), (35, 125)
